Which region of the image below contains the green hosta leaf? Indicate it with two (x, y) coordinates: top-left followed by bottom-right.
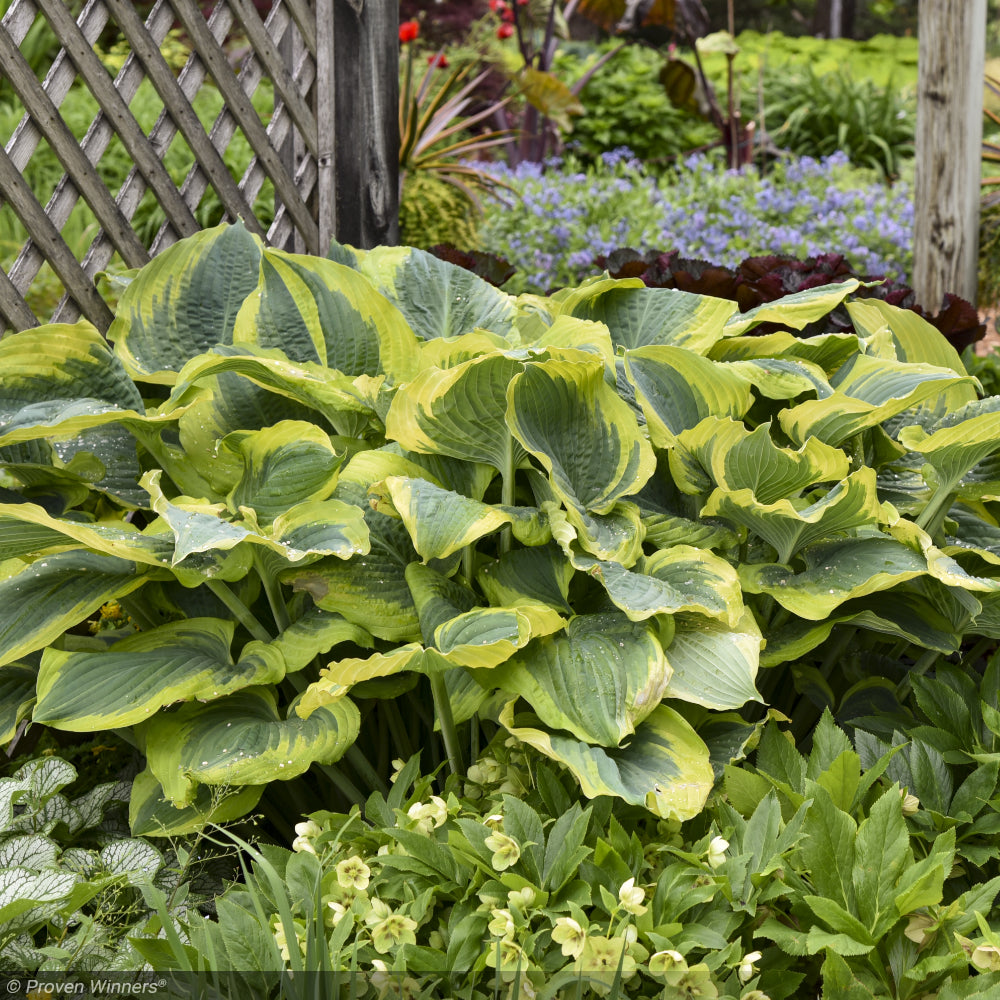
(0, 552), (149, 669)
(232, 248), (420, 380)
(570, 285), (737, 354)
(780, 354), (975, 447)
(724, 280), (860, 335)
(623, 346), (752, 447)
(702, 468), (881, 564)
(371, 477), (511, 561)
(0, 322), (146, 446)
(898, 397), (1000, 493)
(664, 610), (763, 710)
(221, 421), (343, 523)
(110, 222), (262, 383)
(282, 489), (420, 643)
(129, 767), (263, 838)
(33, 619), (286, 730)
(358, 245), (517, 342)
(708, 330), (860, 373)
(508, 357), (655, 517)
(477, 544), (575, 615)
(741, 532), (929, 620)
(168, 346), (377, 436)
(385, 353), (530, 476)
(488, 613), (669, 746)
(269, 607), (372, 672)
(566, 545), (743, 627)
(0, 663), (35, 743)
(499, 700), (713, 821)
(143, 686), (359, 806)
(669, 417), (848, 501)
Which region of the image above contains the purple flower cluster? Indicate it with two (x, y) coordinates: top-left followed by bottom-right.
(476, 150), (914, 294)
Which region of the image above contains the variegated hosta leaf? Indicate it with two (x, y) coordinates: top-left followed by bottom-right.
(640, 510), (740, 552)
(0, 552), (150, 669)
(898, 397), (1000, 494)
(568, 285), (737, 354)
(357, 245), (517, 342)
(663, 610), (763, 710)
(232, 248), (420, 380)
(221, 421), (344, 523)
(508, 357), (655, 518)
(129, 767), (263, 838)
(708, 330), (860, 374)
(269, 606), (373, 672)
(944, 506), (1000, 565)
(724, 280), (860, 336)
(257, 500), (370, 563)
(740, 532), (930, 620)
(524, 315), (616, 364)
(669, 418), (849, 503)
(726, 357), (833, 401)
(33, 619), (286, 730)
(499, 701), (713, 821)
(761, 590), (964, 667)
(110, 221), (262, 383)
(370, 476), (512, 561)
(168, 346), (377, 438)
(143, 686), (360, 807)
(779, 354), (976, 447)
(0, 663), (35, 743)
(701, 468), (882, 564)
(886, 517), (1000, 594)
(418, 330), (514, 370)
(297, 644), (423, 716)
(548, 502), (646, 567)
(567, 545), (744, 626)
(477, 544), (575, 614)
(282, 483), (421, 642)
(623, 346), (752, 448)
(385, 353), (531, 476)
(0, 323), (147, 447)
(488, 613), (670, 746)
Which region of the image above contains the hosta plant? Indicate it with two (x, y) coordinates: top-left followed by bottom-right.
(4, 222), (1000, 840)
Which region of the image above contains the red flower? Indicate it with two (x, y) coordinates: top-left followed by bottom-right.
(398, 19), (419, 43)
(489, 0), (507, 11)
(501, 7), (515, 21)
(427, 52), (449, 68)
(496, 22), (514, 38)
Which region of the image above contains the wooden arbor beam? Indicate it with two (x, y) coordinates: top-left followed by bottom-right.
(913, 0), (987, 309)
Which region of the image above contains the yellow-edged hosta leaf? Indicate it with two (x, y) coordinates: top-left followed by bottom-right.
(886, 518), (1000, 593)
(499, 700), (713, 821)
(257, 500), (370, 563)
(34, 619), (285, 730)
(624, 346), (752, 448)
(129, 767), (264, 838)
(488, 612), (670, 746)
(568, 544), (744, 626)
(726, 357), (833, 400)
(670, 417), (849, 503)
(297, 644), (423, 717)
(269, 606), (373, 673)
(143, 686), (359, 806)
(477, 544), (574, 614)
(524, 315), (616, 364)
(110, 222), (262, 383)
(663, 610), (762, 710)
(385, 353), (530, 476)
(570, 285), (737, 354)
(0, 552), (150, 669)
(740, 532), (929, 620)
(551, 502), (646, 567)
(371, 476), (512, 561)
(780, 355), (977, 447)
(724, 280), (860, 336)
(221, 421), (343, 523)
(0, 323), (148, 446)
(708, 330), (861, 373)
(232, 248), (420, 381)
(641, 510), (741, 552)
(508, 357), (655, 517)
(0, 663), (36, 743)
(358, 245), (518, 342)
(418, 330), (513, 370)
(702, 467), (882, 564)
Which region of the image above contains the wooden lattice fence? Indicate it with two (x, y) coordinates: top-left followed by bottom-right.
(0, 0), (398, 335)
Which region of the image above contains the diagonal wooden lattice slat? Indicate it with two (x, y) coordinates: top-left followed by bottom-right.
(0, 0), (399, 334)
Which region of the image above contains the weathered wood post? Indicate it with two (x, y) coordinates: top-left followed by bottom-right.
(913, 0), (986, 309)
(330, 0), (399, 249)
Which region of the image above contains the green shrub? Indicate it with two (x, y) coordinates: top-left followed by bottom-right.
(163, 722), (1000, 996)
(399, 172), (480, 250)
